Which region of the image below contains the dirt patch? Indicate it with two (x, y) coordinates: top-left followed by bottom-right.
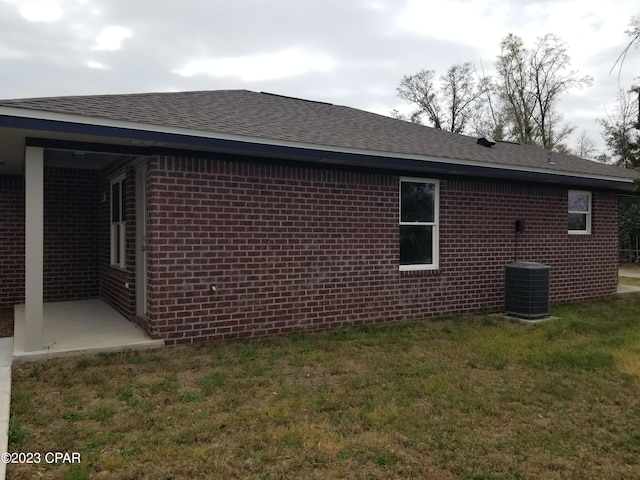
(0, 308), (14, 338)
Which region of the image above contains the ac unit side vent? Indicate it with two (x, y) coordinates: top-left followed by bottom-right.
(505, 262), (550, 319)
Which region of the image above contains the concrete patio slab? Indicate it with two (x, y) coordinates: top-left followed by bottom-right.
(617, 284), (640, 294)
(13, 299), (163, 364)
(619, 268), (640, 279)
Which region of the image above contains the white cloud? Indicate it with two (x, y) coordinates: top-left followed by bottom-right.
(0, 0), (636, 155)
(396, 0), (509, 58)
(527, 0), (635, 66)
(395, 0), (638, 68)
(87, 60), (107, 69)
(0, 45), (24, 59)
(17, 0), (63, 22)
(93, 26), (132, 51)
(366, 0), (385, 10)
(175, 49), (338, 82)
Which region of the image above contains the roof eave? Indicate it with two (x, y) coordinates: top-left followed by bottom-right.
(0, 107), (636, 192)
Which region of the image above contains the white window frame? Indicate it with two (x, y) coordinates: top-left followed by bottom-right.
(399, 177), (439, 271)
(110, 175), (126, 268)
(568, 190), (592, 235)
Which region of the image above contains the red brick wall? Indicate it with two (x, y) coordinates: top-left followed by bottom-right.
(1, 169), (104, 307)
(99, 159), (137, 322)
(0, 176), (25, 308)
(439, 180), (618, 308)
(146, 156), (620, 346)
(44, 167), (100, 302)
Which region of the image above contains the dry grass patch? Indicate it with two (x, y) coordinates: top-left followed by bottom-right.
(8, 294), (640, 479)
(620, 276), (640, 287)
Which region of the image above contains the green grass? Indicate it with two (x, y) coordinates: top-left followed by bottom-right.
(8, 294), (640, 479)
(620, 276), (640, 287)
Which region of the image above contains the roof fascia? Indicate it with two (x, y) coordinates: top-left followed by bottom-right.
(24, 138), (635, 192)
(1, 107), (635, 189)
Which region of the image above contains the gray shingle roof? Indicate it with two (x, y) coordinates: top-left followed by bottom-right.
(0, 89), (636, 181)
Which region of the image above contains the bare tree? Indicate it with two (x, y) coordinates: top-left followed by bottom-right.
(495, 33), (592, 150)
(390, 108), (423, 124)
(573, 131), (598, 160)
(396, 69), (442, 128)
(495, 34), (537, 145)
(529, 34), (592, 149)
(469, 61), (508, 140)
(395, 34), (591, 151)
(611, 14), (640, 76)
(440, 63), (488, 133)
(632, 85), (640, 129)
(629, 14), (640, 49)
(396, 62), (487, 133)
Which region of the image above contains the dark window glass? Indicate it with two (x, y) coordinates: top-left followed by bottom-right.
(111, 182), (120, 223)
(401, 182), (434, 222)
(400, 225), (433, 265)
(568, 213), (587, 231)
(115, 224), (121, 261)
(121, 180), (126, 220)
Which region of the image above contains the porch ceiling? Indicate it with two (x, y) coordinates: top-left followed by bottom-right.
(0, 121), (326, 177)
(0, 127), (26, 174)
(0, 126), (135, 175)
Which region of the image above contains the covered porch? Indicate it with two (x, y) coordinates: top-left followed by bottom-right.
(13, 299), (163, 363)
(11, 145), (158, 357)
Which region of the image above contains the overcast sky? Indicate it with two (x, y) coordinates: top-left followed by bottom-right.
(0, 0), (638, 154)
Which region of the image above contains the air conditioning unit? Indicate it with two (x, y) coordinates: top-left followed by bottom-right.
(505, 262), (550, 319)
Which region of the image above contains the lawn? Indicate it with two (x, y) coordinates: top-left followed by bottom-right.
(620, 276), (640, 287)
(8, 294), (640, 480)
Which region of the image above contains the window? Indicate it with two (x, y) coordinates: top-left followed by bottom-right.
(568, 190), (591, 234)
(110, 175), (126, 267)
(399, 178), (439, 270)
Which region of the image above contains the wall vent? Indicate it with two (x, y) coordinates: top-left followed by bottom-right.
(505, 262), (550, 319)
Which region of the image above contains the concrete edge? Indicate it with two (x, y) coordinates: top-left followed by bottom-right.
(0, 368), (9, 480)
(490, 314), (561, 325)
(0, 337), (14, 480)
(617, 285), (640, 295)
(12, 339), (165, 365)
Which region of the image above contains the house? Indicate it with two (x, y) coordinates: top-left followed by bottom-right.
(0, 90), (637, 351)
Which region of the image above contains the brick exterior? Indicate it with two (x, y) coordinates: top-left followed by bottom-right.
(44, 167), (100, 302)
(0, 154), (622, 343)
(99, 159), (138, 324)
(439, 180), (618, 305)
(145, 156), (619, 346)
(0, 176), (25, 308)
(1, 169), (103, 308)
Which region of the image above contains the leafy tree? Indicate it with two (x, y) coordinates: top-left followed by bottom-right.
(599, 88), (640, 169)
(619, 197), (640, 262)
(603, 13), (640, 168)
